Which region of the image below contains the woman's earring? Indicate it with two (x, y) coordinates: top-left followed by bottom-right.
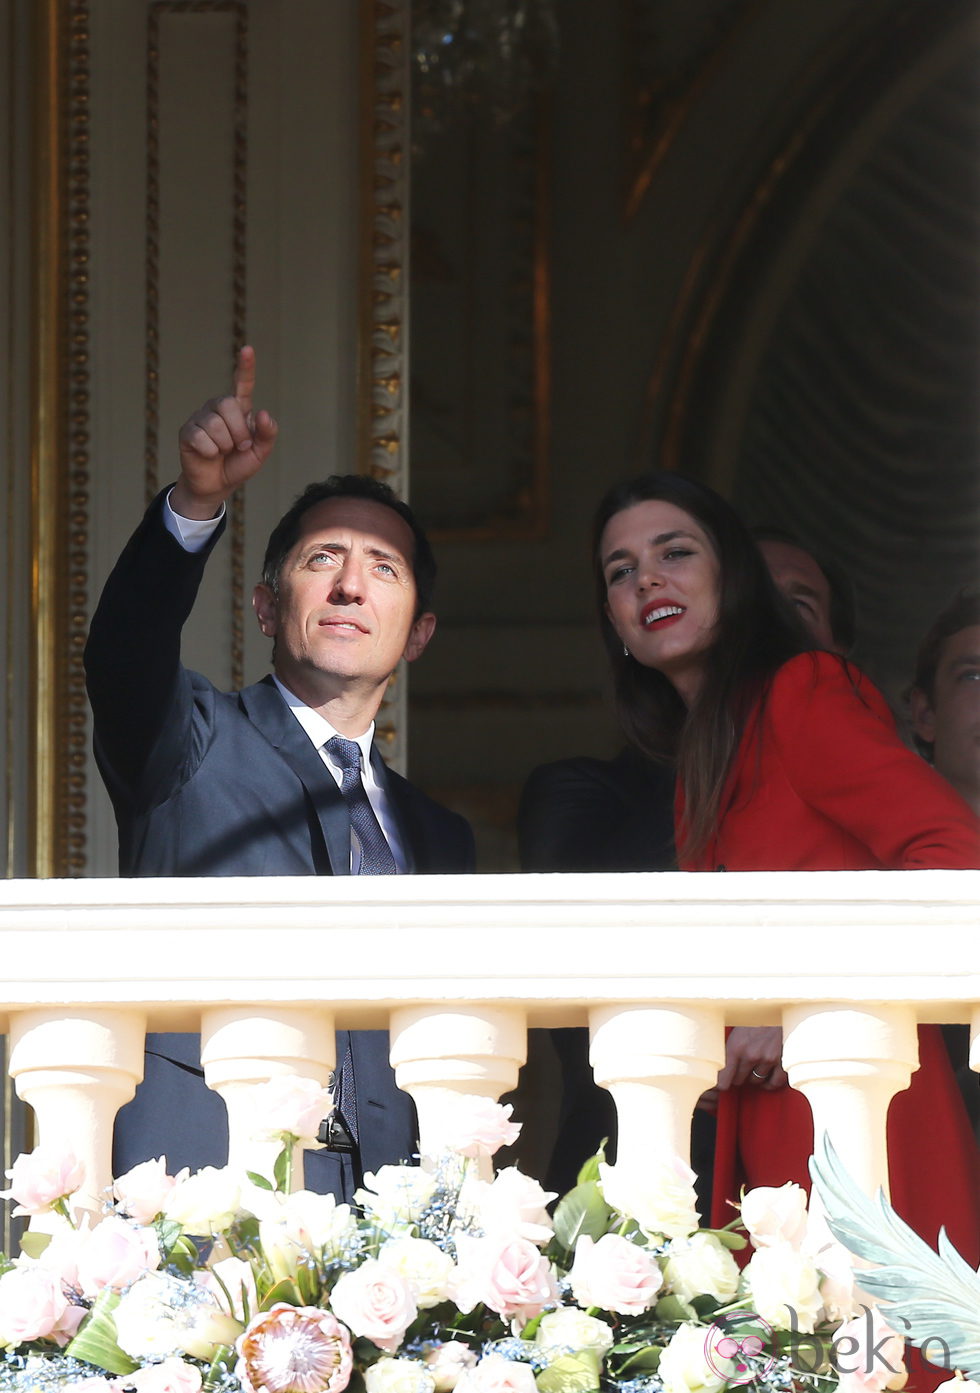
(623, 644), (630, 658)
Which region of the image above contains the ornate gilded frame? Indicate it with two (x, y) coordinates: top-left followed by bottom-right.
(31, 0), (90, 878)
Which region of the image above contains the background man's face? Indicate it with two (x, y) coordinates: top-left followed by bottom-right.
(911, 624), (980, 807)
(758, 539), (840, 653)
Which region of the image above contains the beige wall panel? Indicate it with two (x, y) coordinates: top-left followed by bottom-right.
(84, 0), (360, 876)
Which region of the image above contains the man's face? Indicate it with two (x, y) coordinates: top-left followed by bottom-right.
(910, 624), (980, 809)
(252, 496), (435, 704)
(758, 539), (841, 653)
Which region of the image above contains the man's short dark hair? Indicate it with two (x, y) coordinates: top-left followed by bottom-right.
(261, 474), (437, 617)
(752, 525), (857, 653)
(909, 587), (980, 756)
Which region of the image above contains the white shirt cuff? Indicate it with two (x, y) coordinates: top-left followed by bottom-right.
(163, 488), (226, 552)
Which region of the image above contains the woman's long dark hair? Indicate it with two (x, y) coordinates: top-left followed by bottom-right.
(593, 472), (814, 860)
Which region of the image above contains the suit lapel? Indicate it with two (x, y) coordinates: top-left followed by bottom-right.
(370, 746), (418, 874)
(239, 677), (352, 875)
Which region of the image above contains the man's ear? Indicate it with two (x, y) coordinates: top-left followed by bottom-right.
(909, 686), (936, 745)
(403, 611), (437, 663)
(252, 583), (278, 638)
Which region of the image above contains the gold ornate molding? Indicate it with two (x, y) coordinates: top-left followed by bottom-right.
(32, 0), (89, 877)
(358, 0), (409, 495)
(359, 0), (410, 761)
(145, 0), (249, 688)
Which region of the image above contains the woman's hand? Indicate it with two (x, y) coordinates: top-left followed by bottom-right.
(713, 1026), (788, 1094)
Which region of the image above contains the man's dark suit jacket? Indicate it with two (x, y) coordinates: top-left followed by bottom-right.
(84, 489), (475, 1194)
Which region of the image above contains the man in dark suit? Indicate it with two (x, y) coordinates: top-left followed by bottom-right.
(85, 346), (475, 1197)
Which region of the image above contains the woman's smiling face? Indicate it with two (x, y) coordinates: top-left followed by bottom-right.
(600, 498), (721, 705)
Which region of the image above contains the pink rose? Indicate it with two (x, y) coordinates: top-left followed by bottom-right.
(124, 1359), (203, 1393)
(0, 1146), (85, 1216)
(238, 1304), (352, 1393)
(569, 1233), (662, 1315)
(0, 1265), (84, 1347)
(254, 1076), (334, 1144)
(832, 1308), (907, 1393)
(76, 1214), (161, 1295)
(441, 1097), (522, 1159)
(456, 1355), (538, 1393)
(114, 1157), (182, 1224)
(330, 1258), (418, 1353)
(741, 1184), (809, 1251)
(458, 1235), (558, 1323)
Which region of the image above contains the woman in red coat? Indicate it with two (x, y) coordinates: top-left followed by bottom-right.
(593, 471), (980, 1268)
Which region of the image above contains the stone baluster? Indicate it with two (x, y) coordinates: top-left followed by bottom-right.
(782, 1003), (919, 1198)
(200, 1006), (335, 1189)
(389, 1005), (527, 1178)
(589, 1004), (725, 1182)
(8, 1007), (147, 1219)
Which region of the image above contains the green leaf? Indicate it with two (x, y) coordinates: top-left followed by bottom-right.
(654, 1294), (697, 1323)
(537, 1352), (602, 1393)
(168, 1232), (202, 1275)
(552, 1180), (613, 1254)
(153, 1218), (184, 1256)
(704, 1227), (748, 1251)
(65, 1289), (139, 1376)
(246, 1170), (274, 1192)
(273, 1147), (290, 1193)
(575, 1144), (607, 1187)
(690, 1295), (721, 1319)
(18, 1231), (52, 1260)
(204, 1345), (238, 1392)
(297, 1261), (321, 1305)
(617, 1345), (663, 1375)
(260, 1276), (302, 1310)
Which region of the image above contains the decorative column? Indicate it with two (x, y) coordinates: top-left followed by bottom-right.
(8, 1008), (147, 1217)
(389, 1006), (527, 1176)
(200, 1007), (336, 1189)
(782, 1004), (919, 1198)
(589, 1004), (725, 1177)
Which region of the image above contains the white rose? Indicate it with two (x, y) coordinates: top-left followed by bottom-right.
(366, 1359), (437, 1393)
(740, 1184), (809, 1251)
(598, 1159), (699, 1239)
(535, 1308), (614, 1358)
(424, 1342), (478, 1392)
(164, 1167), (242, 1236)
(114, 1271), (242, 1360)
(357, 1165), (439, 1233)
(465, 1168), (555, 1246)
(664, 1233), (739, 1303)
(258, 1190), (356, 1281)
(658, 1322), (727, 1393)
(379, 1237), (454, 1309)
(743, 1243), (823, 1333)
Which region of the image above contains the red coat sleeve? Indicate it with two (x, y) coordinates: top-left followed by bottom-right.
(765, 652), (980, 869)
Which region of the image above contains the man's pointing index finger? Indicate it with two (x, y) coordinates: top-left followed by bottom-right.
(234, 344), (256, 416)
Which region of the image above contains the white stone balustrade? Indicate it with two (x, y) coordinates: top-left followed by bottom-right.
(0, 870), (976, 1219)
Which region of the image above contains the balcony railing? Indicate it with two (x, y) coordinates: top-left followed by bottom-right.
(1, 870), (977, 1220)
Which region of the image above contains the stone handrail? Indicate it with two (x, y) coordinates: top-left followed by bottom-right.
(1, 870), (977, 1215)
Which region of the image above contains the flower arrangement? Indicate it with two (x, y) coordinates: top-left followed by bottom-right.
(0, 1083), (919, 1393)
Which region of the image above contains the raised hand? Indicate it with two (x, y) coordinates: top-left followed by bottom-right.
(171, 346), (279, 519)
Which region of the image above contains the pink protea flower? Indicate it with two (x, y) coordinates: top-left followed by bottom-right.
(236, 1303), (354, 1393)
